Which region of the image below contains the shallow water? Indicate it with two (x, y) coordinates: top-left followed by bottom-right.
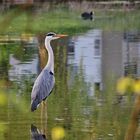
(0, 29), (140, 140)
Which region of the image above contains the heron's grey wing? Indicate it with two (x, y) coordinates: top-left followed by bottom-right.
(31, 69), (55, 111)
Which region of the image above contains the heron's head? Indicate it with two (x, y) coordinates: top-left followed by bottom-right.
(45, 32), (68, 41)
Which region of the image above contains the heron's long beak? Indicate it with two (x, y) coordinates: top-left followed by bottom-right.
(54, 34), (68, 38)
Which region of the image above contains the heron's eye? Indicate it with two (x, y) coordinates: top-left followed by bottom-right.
(47, 32), (56, 36)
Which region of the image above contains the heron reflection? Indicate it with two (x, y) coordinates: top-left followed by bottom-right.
(31, 124), (47, 140)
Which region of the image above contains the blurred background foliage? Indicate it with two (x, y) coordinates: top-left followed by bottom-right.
(0, 1), (140, 34)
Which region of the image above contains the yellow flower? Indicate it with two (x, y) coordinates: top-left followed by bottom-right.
(133, 80), (140, 94)
(51, 126), (65, 140)
(116, 77), (134, 95)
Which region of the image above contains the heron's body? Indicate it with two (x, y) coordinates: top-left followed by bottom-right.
(31, 69), (55, 111)
(31, 32), (67, 112)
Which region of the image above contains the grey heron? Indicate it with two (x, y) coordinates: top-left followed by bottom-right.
(31, 32), (67, 112)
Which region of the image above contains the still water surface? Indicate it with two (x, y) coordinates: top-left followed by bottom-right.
(0, 29), (140, 139)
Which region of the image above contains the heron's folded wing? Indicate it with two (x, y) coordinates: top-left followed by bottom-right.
(31, 69), (55, 110)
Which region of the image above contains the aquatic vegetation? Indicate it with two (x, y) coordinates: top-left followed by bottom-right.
(0, 92), (7, 106)
(0, 121), (7, 140)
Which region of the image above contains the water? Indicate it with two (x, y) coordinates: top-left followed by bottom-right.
(0, 30), (140, 140)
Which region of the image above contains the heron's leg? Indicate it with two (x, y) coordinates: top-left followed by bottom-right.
(43, 101), (47, 119)
(41, 101), (47, 118)
(41, 101), (47, 135)
(41, 101), (46, 122)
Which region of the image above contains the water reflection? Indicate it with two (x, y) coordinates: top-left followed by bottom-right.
(0, 30), (140, 139)
(102, 31), (140, 82)
(123, 31), (140, 77)
(67, 29), (140, 94)
(9, 53), (38, 82)
(68, 29), (102, 96)
(31, 124), (47, 140)
(2, 30), (140, 92)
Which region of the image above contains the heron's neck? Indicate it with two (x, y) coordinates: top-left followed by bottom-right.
(45, 40), (54, 73)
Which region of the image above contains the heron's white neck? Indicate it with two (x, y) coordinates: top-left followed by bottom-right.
(44, 39), (54, 73)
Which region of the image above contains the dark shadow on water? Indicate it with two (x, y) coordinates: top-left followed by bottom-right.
(31, 124), (47, 140)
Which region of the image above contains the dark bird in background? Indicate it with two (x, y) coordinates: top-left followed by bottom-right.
(31, 124), (47, 140)
(81, 11), (94, 20)
(31, 32), (67, 112)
